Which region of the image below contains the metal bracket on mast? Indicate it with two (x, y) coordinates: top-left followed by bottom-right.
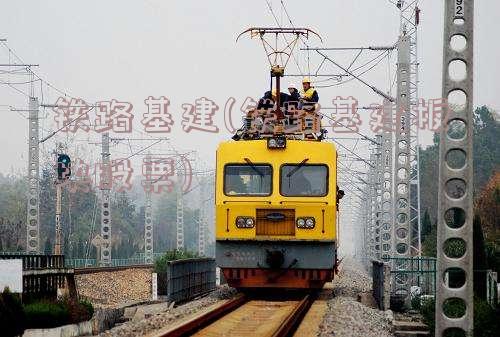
(237, 27), (322, 120)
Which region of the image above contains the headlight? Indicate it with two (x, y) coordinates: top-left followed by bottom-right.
(236, 217), (246, 228)
(236, 216), (255, 228)
(296, 217), (315, 229)
(267, 136), (286, 149)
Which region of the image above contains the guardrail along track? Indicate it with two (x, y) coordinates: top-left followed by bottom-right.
(155, 293), (315, 337)
(74, 264), (153, 274)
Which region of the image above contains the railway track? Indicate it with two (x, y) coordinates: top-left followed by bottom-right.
(152, 292), (316, 337)
(73, 264), (153, 274)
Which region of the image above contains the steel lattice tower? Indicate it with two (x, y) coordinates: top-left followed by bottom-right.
(397, 0), (422, 256)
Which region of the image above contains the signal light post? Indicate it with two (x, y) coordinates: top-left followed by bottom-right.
(54, 154), (71, 255)
(54, 182), (62, 255)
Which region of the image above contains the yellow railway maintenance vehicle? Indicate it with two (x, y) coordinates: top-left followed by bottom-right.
(215, 137), (340, 289)
(215, 27), (340, 289)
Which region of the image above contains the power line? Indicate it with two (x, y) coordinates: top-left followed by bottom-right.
(280, 0), (313, 74)
(314, 50), (394, 102)
(328, 137), (373, 168)
(319, 111), (379, 144)
(0, 41), (85, 101)
(264, 0), (304, 76)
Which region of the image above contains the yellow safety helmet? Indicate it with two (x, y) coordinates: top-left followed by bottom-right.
(302, 77), (311, 84)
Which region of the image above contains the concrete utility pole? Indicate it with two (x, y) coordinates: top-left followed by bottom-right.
(144, 154), (153, 264)
(100, 132), (112, 266)
(380, 99), (394, 259)
(393, 33), (412, 300)
(197, 177), (206, 256)
(374, 135), (383, 260)
(176, 166), (184, 251)
(436, 1), (474, 335)
(26, 96), (40, 254)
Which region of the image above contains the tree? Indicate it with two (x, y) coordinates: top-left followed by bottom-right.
(43, 237), (52, 254)
(419, 106), (500, 224)
(473, 215), (489, 298)
(421, 210), (432, 242)
(155, 192), (177, 252)
(473, 106), (500, 192)
(0, 174), (27, 251)
(474, 172), (499, 244)
(422, 220), (437, 257)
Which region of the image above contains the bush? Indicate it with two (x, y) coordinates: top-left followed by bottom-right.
(411, 294), (421, 311)
(24, 297), (94, 329)
(79, 298), (94, 318)
(60, 297), (94, 324)
(418, 296), (499, 337)
(24, 301), (69, 329)
(0, 287), (25, 337)
(154, 250), (199, 273)
(420, 297), (435, 335)
(474, 298), (499, 337)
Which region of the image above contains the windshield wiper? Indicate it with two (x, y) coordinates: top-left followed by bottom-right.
(286, 158), (309, 178)
(244, 158), (264, 177)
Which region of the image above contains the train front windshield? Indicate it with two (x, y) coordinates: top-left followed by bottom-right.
(224, 164), (272, 196)
(280, 164), (328, 196)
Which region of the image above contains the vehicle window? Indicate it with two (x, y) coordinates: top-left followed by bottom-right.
(224, 164), (272, 196)
(280, 164), (328, 196)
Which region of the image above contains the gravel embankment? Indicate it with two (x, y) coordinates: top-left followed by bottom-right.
(317, 258), (394, 337)
(99, 286), (237, 337)
(76, 268), (153, 308)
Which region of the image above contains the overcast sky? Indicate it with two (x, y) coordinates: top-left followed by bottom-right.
(0, 0), (498, 176)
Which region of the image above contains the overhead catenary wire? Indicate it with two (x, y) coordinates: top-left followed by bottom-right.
(0, 41), (85, 102)
(0, 40), (167, 158)
(1, 38), (216, 240)
(319, 111), (379, 145)
(313, 49), (393, 100)
(279, 0), (313, 74)
(264, 0), (305, 77)
(328, 137), (373, 168)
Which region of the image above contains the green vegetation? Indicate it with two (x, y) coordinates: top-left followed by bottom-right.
(154, 250), (200, 273)
(420, 106), (499, 267)
(419, 106), (500, 222)
(0, 288), (93, 336)
(419, 296), (499, 337)
(24, 301), (70, 329)
(417, 106), (499, 336)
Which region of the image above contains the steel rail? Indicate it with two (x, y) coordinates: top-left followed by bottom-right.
(271, 294), (315, 337)
(154, 294), (247, 337)
(153, 293), (314, 337)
